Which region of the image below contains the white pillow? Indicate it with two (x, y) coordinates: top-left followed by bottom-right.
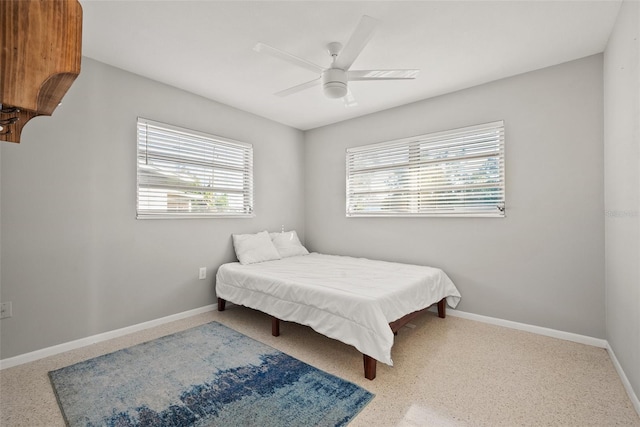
(232, 231), (281, 265)
(269, 230), (309, 258)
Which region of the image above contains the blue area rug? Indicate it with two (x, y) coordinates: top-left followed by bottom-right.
(49, 321), (373, 427)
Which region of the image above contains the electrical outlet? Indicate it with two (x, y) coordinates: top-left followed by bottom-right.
(0, 302), (12, 319)
(199, 267), (207, 280)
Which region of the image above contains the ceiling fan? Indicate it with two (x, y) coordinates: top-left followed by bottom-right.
(254, 15), (419, 106)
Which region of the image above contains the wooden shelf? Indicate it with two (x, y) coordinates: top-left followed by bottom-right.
(1, 0), (82, 143)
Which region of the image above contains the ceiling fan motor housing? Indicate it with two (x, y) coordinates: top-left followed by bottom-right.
(322, 68), (348, 98)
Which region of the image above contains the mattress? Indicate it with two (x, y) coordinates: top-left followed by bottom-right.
(215, 252), (461, 366)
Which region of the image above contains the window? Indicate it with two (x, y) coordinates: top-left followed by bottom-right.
(136, 118), (253, 219)
(346, 121), (505, 217)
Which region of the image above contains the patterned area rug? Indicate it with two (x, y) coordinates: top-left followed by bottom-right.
(49, 321), (373, 427)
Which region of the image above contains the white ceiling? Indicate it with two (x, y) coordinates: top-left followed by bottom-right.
(80, 1), (621, 131)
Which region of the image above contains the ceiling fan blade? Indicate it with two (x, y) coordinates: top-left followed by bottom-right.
(347, 69), (420, 81)
(254, 43), (324, 74)
(334, 15), (379, 71)
(274, 77), (321, 97)
(343, 88), (358, 107)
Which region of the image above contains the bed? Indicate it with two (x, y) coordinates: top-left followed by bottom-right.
(215, 231), (461, 380)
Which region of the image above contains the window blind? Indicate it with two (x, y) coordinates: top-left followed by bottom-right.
(346, 121), (505, 217)
(136, 118), (254, 219)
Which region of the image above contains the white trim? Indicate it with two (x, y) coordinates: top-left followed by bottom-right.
(606, 342), (640, 417)
(0, 304), (216, 370)
(440, 307), (638, 417)
(442, 308), (607, 347)
(2, 303), (638, 419)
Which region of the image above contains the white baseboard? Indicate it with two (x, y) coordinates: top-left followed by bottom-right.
(0, 304), (216, 371)
(2, 303), (637, 418)
(0, 304), (611, 369)
(437, 307), (638, 417)
(606, 342), (640, 416)
(444, 307), (608, 348)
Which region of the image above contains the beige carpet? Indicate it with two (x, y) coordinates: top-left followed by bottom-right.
(1, 305), (638, 426)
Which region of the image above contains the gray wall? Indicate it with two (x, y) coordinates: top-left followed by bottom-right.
(305, 55), (605, 339)
(0, 58), (305, 359)
(0, 52), (620, 363)
(604, 0), (640, 401)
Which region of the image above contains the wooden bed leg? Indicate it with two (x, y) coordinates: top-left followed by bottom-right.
(217, 298), (226, 312)
(363, 355), (376, 380)
(271, 316), (280, 337)
(437, 298), (446, 318)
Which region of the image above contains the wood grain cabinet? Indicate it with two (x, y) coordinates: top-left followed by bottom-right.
(0, 0), (82, 143)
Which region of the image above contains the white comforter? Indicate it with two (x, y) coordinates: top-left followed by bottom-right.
(215, 253), (461, 366)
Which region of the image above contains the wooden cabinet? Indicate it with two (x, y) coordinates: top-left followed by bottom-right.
(1, 0), (82, 143)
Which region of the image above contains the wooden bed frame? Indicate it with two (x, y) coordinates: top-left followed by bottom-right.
(217, 297), (446, 380)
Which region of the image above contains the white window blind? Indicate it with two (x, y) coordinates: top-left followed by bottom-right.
(136, 118), (254, 219)
(346, 121), (505, 217)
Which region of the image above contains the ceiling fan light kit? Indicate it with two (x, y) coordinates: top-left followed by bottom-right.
(322, 69), (348, 98)
(255, 15), (419, 105)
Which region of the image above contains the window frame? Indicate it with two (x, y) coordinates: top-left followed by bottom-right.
(136, 118), (254, 219)
(345, 121), (505, 218)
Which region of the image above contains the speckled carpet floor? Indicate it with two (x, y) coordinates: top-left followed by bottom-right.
(1, 306), (639, 426)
